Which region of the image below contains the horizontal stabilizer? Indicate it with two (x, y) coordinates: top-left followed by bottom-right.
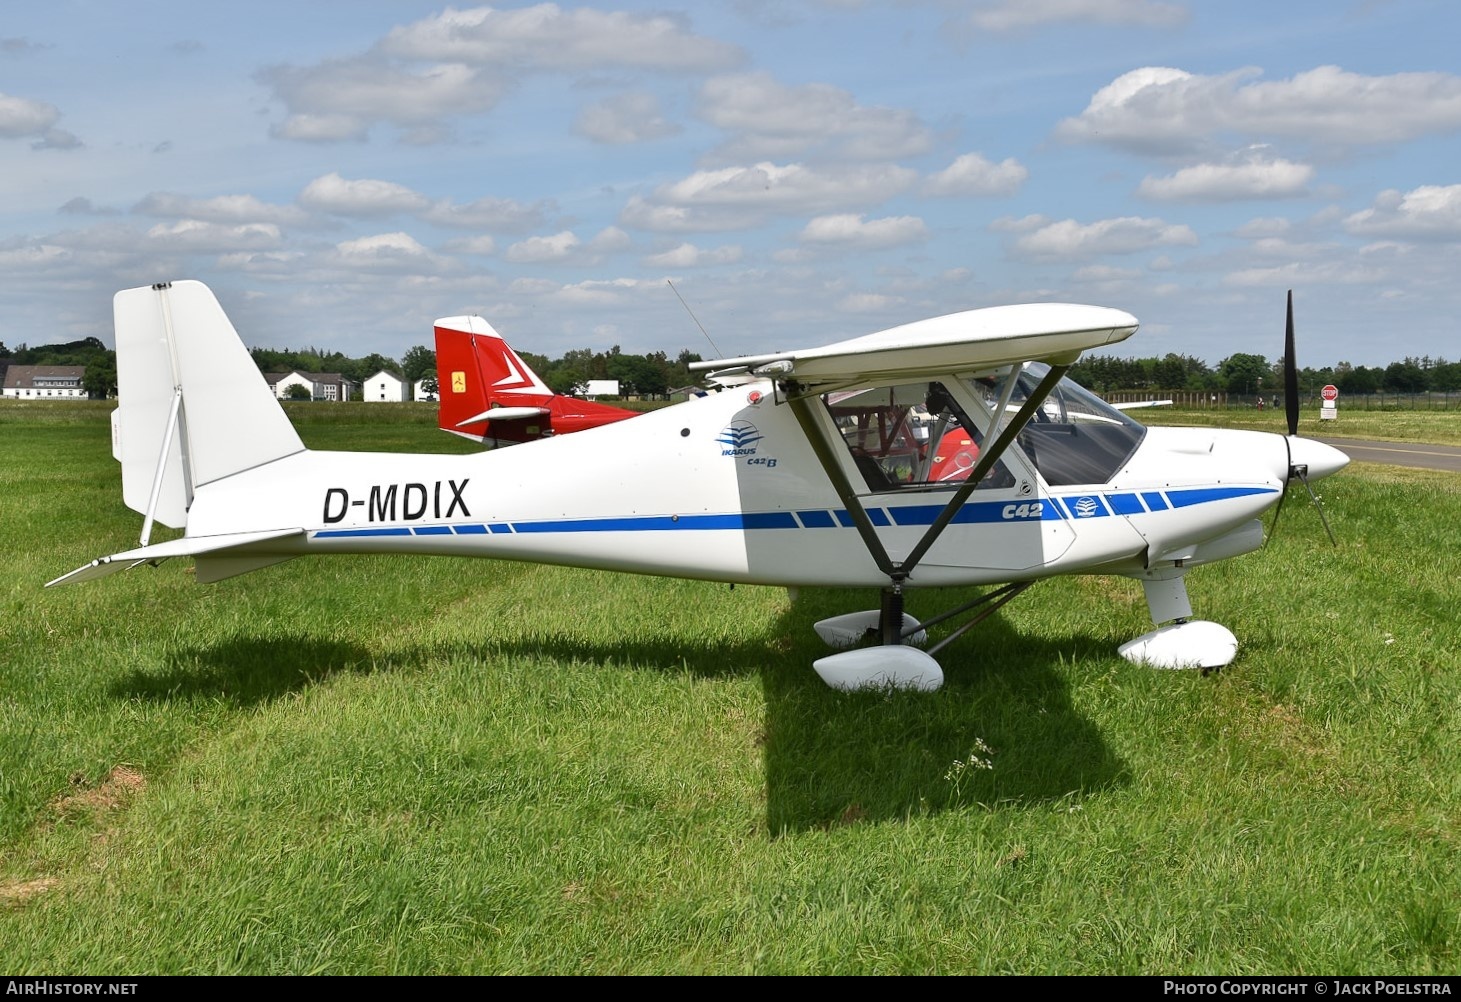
(458, 405), (550, 425)
(46, 528), (304, 587)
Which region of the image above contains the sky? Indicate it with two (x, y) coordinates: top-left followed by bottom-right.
(3, 0), (1460, 369)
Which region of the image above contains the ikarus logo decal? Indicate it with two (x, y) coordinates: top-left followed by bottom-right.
(717, 421), (762, 455)
(717, 421), (777, 468)
(1067, 496), (1106, 518)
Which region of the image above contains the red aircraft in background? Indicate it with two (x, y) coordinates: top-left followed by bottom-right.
(434, 316), (640, 448)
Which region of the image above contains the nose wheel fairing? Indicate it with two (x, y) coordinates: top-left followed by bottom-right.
(1117, 570), (1237, 671)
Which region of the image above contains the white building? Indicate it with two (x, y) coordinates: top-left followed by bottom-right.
(266, 371), (355, 402)
(583, 379), (620, 398)
(2, 365), (88, 399)
(364, 370), (408, 402)
(413, 378), (438, 402)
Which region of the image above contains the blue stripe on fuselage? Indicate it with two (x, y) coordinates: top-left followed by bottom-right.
(311, 487), (1273, 539)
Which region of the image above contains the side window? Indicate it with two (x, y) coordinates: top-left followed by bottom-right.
(823, 381), (1014, 493)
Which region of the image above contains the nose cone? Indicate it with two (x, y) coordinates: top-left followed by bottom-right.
(1287, 436), (1350, 481)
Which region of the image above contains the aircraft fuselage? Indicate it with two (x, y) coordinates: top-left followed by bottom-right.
(181, 376), (1322, 589)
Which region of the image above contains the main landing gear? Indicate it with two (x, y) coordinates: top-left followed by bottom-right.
(808, 569), (1235, 692)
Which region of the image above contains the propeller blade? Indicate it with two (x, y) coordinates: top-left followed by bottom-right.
(1284, 290), (1299, 437)
(1267, 290), (1338, 549)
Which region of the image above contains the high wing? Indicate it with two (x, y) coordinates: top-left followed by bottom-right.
(690, 303), (1138, 386)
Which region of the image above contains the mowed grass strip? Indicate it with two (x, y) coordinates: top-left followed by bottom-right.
(1, 399), (1458, 974)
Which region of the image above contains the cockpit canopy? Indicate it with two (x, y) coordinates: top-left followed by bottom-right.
(822, 361), (1146, 492)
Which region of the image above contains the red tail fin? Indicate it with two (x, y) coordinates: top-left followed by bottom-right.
(434, 317), (639, 447)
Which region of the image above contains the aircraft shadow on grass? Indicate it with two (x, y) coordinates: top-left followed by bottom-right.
(107, 581), (1128, 833)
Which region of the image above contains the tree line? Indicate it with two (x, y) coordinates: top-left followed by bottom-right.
(1067, 352), (1461, 398)
(4, 336), (1458, 401)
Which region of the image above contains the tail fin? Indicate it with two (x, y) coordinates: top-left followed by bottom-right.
(435, 316), (553, 444)
(113, 281), (304, 536)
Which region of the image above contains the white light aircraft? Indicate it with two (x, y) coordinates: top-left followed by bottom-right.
(50, 281), (1347, 692)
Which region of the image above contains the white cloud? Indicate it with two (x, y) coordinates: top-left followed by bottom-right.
(500, 227), (630, 264)
(261, 56), (507, 143)
(990, 214), (1052, 234)
(421, 195), (553, 232)
(1137, 158), (1314, 201)
(505, 230), (581, 263)
(300, 173), (430, 216)
(697, 71), (932, 162)
(586, 226), (632, 253)
(967, 0), (1187, 31)
(552, 277), (659, 306)
(144, 220), (283, 252)
(1057, 65), (1461, 156)
(575, 92), (680, 145)
(0, 242), (70, 270)
(1009, 216), (1198, 259)
(619, 198), (753, 235)
(217, 251), (308, 274)
(0, 92), (78, 148)
(923, 153), (1028, 197)
(652, 161), (915, 211)
(335, 231), (434, 263)
(270, 114), (369, 143)
(0, 92), (59, 136)
(798, 213), (929, 249)
(620, 162), (918, 232)
(1344, 184), (1461, 240)
(382, 4), (744, 72)
(642, 242), (743, 267)
(133, 192), (311, 226)
(1224, 260), (1386, 288)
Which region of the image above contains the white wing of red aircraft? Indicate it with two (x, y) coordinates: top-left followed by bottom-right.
(434, 316), (640, 447)
(50, 281), (1347, 693)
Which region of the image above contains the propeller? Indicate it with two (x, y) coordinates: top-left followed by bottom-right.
(1267, 290), (1338, 546)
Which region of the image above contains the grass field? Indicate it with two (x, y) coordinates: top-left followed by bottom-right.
(1, 398), (1458, 974)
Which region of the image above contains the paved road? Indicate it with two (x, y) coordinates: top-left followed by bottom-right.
(1315, 437), (1461, 473)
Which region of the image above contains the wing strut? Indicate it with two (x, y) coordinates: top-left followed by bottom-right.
(139, 387), (184, 546)
(785, 393), (900, 579)
(781, 361), (1069, 592)
(899, 362), (1067, 574)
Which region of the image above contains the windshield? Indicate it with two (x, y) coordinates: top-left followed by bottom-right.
(963, 362), (1146, 487)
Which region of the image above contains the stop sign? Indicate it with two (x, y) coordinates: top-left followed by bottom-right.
(1321, 384), (1339, 401)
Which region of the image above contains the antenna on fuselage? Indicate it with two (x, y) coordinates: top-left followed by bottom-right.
(667, 279), (722, 358)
